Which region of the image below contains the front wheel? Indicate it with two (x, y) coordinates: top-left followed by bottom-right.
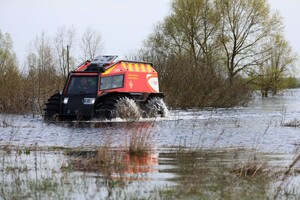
(143, 97), (168, 118)
(94, 100), (116, 120)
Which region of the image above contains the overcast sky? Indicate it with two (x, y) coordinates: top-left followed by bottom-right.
(1, 0), (171, 65)
(1, 0), (300, 75)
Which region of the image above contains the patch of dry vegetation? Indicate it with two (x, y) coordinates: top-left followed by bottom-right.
(233, 161), (269, 177)
(283, 118), (300, 127)
(125, 123), (156, 157)
(64, 121), (157, 173)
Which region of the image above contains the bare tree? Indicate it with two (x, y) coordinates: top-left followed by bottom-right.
(54, 25), (76, 77)
(169, 0), (221, 67)
(26, 32), (62, 112)
(79, 27), (104, 61)
(138, 0), (253, 107)
(140, 0), (223, 84)
(217, 0), (282, 83)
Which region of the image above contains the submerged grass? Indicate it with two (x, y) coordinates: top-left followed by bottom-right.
(158, 149), (277, 200)
(274, 152), (300, 199)
(125, 122), (156, 157)
(2, 111), (300, 199)
(283, 118), (300, 127)
(1, 145), (300, 199)
(233, 162), (268, 177)
(64, 120), (158, 173)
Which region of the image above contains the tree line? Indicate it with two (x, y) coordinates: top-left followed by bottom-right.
(0, 26), (104, 114)
(137, 0), (298, 108)
(0, 0), (298, 114)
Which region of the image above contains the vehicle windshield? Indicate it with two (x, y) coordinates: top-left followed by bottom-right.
(66, 76), (98, 95)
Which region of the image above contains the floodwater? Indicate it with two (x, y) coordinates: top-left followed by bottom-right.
(0, 89), (300, 199)
(1, 89), (299, 152)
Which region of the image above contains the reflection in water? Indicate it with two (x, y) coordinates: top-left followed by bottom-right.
(159, 149), (273, 199)
(1, 148), (299, 199)
(66, 149), (159, 175)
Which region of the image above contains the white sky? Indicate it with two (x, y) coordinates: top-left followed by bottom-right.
(0, 0), (171, 64)
(0, 0), (300, 76)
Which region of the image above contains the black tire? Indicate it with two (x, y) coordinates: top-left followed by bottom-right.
(94, 99), (117, 120)
(48, 98), (60, 104)
(44, 92), (61, 121)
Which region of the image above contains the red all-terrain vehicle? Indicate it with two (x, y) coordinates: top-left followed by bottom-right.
(44, 55), (167, 120)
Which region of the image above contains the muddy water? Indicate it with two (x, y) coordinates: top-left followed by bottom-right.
(0, 89), (300, 199)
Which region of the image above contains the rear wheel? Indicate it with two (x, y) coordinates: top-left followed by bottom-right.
(44, 92), (61, 121)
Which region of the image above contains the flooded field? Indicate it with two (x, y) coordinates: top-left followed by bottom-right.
(1, 89), (300, 199)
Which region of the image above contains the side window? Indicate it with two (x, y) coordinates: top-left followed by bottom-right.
(100, 75), (124, 90)
(112, 75), (124, 88)
(100, 76), (112, 90)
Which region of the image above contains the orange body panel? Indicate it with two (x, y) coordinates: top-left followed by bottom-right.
(98, 61), (160, 96)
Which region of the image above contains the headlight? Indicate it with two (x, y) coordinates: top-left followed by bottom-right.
(63, 97), (69, 104)
(82, 98), (95, 105)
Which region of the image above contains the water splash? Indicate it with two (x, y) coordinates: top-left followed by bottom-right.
(115, 97), (141, 121)
(144, 97), (169, 118)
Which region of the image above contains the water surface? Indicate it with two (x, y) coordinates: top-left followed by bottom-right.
(0, 89), (300, 199)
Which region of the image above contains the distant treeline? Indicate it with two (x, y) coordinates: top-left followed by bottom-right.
(0, 0), (299, 115)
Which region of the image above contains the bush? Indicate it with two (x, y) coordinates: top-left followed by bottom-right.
(156, 56), (251, 108)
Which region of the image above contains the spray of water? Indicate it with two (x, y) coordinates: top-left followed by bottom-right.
(115, 97), (169, 121)
(144, 97), (169, 118)
(115, 97), (141, 121)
